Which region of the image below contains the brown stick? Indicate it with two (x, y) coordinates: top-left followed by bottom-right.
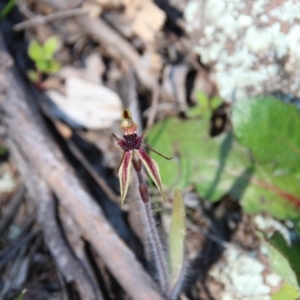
(21, 156), (100, 300)
(0, 35), (163, 300)
(67, 139), (120, 203)
(58, 203), (103, 298)
(13, 8), (89, 31)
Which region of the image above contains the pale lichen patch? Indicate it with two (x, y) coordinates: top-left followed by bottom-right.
(209, 247), (275, 300)
(184, 0), (300, 101)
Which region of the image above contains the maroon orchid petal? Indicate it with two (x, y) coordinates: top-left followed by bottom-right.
(137, 148), (166, 201)
(119, 151), (133, 205)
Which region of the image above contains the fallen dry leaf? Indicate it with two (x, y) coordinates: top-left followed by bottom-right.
(132, 1), (166, 43)
(47, 77), (122, 129)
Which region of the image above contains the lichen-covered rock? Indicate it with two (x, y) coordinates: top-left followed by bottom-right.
(184, 0), (300, 101)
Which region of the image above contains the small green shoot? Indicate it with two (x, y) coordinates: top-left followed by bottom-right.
(27, 36), (61, 84)
(187, 90), (222, 118)
(0, 0), (17, 19)
(16, 289), (27, 300)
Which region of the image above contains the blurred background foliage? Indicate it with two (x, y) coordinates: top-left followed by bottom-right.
(147, 91), (300, 299)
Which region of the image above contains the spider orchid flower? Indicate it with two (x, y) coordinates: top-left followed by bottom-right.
(113, 109), (171, 205)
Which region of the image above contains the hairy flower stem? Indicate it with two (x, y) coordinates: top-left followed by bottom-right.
(135, 170), (169, 295)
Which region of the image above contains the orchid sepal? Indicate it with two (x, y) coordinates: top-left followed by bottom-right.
(118, 151), (133, 206)
(137, 148), (166, 202)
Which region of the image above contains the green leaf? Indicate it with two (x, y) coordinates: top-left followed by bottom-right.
(0, 0), (17, 19)
(187, 91), (222, 118)
(232, 96), (300, 175)
(260, 230), (300, 290)
(147, 116), (251, 201)
(47, 60), (61, 74)
(240, 163), (300, 219)
(43, 36), (60, 59)
(34, 59), (60, 74)
(268, 231), (300, 287)
(36, 60), (50, 73)
(211, 95), (222, 110)
(266, 241), (298, 289)
(169, 189), (186, 285)
(28, 40), (44, 61)
(272, 283), (300, 300)
(188, 90), (213, 118)
(147, 113), (300, 219)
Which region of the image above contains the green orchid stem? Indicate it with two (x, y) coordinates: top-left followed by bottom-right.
(135, 170), (169, 295)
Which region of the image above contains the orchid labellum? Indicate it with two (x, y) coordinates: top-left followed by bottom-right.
(113, 109), (171, 205)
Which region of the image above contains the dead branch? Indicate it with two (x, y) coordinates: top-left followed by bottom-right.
(17, 149), (100, 300)
(13, 8), (89, 31)
(0, 33), (163, 300)
(66, 139), (120, 203)
(58, 203), (102, 296)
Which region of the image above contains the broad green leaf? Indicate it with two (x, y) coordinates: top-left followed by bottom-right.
(43, 36), (60, 59)
(272, 283), (300, 300)
(28, 40), (44, 61)
(261, 231), (300, 289)
(169, 189), (186, 285)
(240, 163), (300, 219)
(268, 231), (300, 286)
(147, 113), (300, 219)
(266, 241), (298, 289)
(232, 96), (300, 175)
(147, 116), (250, 201)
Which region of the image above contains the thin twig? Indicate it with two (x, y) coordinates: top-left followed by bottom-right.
(13, 8), (89, 31)
(146, 80), (160, 130)
(67, 139), (120, 203)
